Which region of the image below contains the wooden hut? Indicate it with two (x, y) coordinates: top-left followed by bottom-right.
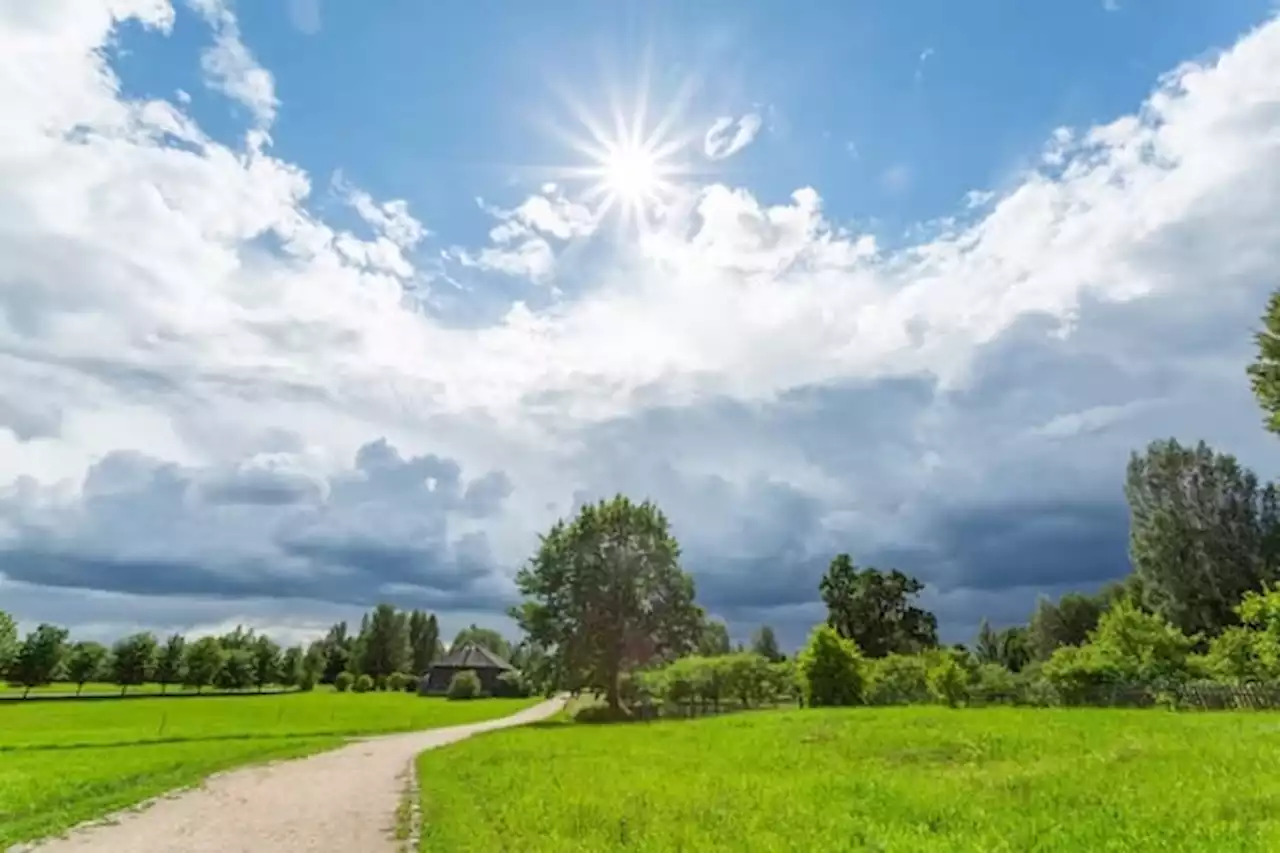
(418, 643), (515, 696)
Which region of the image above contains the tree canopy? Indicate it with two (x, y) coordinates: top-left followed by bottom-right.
(512, 495), (702, 709)
(819, 555), (938, 657)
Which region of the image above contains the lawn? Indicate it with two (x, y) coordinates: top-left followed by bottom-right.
(416, 706), (1280, 852)
(0, 692), (538, 848)
(0, 681), (292, 698)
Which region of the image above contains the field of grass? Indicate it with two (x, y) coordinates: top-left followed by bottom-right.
(0, 680), (292, 697)
(416, 706), (1280, 852)
(0, 692), (538, 848)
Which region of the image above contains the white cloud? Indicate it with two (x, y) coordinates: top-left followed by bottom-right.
(2, 2), (1280, 635)
(703, 112), (764, 160)
(185, 0), (278, 127)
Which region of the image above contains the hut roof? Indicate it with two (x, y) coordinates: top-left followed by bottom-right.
(432, 642), (514, 671)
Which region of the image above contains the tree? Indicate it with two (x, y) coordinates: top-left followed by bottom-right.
(1126, 438), (1280, 637)
(975, 620), (1031, 672)
(357, 604), (409, 678)
(318, 622), (353, 684)
(301, 641), (325, 689)
(696, 617), (732, 657)
(182, 636), (225, 693)
(154, 634), (186, 694)
(1028, 592), (1107, 660)
(0, 610), (17, 676)
(450, 624), (511, 661)
(65, 640), (109, 695)
(750, 625), (784, 662)
(279, 645), (303, 688)
(111, 633), (158, 695)
(797, 624), (864, 707)
(251, 635), (281, 692)
(512, 495), (702, 711)
(408, 611), (440, 675)
(216, 648), (254, 690)
(1248, 288), (1280, 434)
(819, 555), (938, 657)
(10, 624), (69, 697)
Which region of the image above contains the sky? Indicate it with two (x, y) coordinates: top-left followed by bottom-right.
(2, 0), (1280, 651)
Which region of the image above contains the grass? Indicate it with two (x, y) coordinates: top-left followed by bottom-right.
(0, 692), (538, 848)
(416, 705), (1280, 852)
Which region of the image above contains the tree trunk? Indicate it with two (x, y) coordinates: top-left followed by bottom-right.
(605, 664), (621, 712)
(76, 683), (83, 696)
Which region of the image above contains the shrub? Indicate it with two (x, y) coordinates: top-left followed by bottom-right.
(386, 672), (405, 692)
(1041, 644), (1123, 705)
(404, 674), (419, 693)
(865, 654), (930, 705)
(797, 625), (864, 707)
(353, 673), (374, 694)
(374, 674), (389, 692)
(447, 669), (482, 700)
(497, 670), (530, 698)
(297, 673), (317, 692)
(971, 663), (1018, 705)
(333, 671), (354, 693)
(927, 655), (970, 707)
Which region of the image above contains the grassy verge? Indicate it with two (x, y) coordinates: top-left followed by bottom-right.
(416, 705), (1280, 852)
(0, 694), (538, 848)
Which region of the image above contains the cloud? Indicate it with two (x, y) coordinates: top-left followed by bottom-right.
(703, 112), (763, 160)
(915, 47), (935, 84)
(185, 0), (278, 127)
(2, 3), (1280, 645)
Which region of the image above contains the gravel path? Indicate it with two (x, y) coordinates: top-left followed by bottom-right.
(17, 697), (565, 853)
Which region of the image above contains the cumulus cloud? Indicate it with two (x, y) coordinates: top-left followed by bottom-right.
(703, 112), (763, 160)
(2, 2), (1280, 643)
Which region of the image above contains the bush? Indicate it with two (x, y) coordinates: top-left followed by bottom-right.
(1041, 644), (1123, 705)
(404, 674), (419, 693)
(497, 669), (530, 698)
(353, 673), (374, 694)
(374, 674), (389, 692)
(797, 625), (864, 707)
(334, 672), (354, 693)
(298, 673), (317, 692)
(386, 673), (405, 692)
(971, 663), (1018, 705)
(927, 655), (970, 707)
(865, 654), (930, 705)
(447, 669), (481, 700)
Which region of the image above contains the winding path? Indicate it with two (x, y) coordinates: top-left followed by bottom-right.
(18, 697), (565, 853)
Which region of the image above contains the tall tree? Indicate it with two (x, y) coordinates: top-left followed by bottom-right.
(216, 648), (254, 690)
(0, 610), (16, 676)
(65, 640), (109, 695)
(1028, 592), (1107, 660)
(182, 636), (225, 693)
(111, 632), (158, 695)
(1248, 288), (1280, 434)
(10, 624), (69, 697)
(975, 619), (1001, 664)
(154, 634), (186, 694)
(357, 604), (409, 678)
(696, 617), (732, 657)
(512, 495), (702, 710)
(818, 555), (938, 657)
(975, 620), (1031, 672)
(318, 622), (353, 684)
(251, 635), (281, 691)
(408, 611), (440, 674)
(279, 645), (304, 688)
(1126, 438), (1280, 637)
(450, 625), (511, 660)
(750, 625), (784, 662)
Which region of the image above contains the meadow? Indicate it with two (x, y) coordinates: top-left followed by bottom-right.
(0, 692), (538, 848)
(416, 706), (1280, 852)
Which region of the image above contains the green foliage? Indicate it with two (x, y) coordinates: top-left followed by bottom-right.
(1126, 438), (1280, 637)
(353, 673), (374, 693)
(408, 610), (440, 674)
(64, 641), (109, 694)
(971, 663), (1019, 705)
(1248, 287), (1280, 434)
(278, 646), (303, 688)
(1028, 592), (1107, 660)
(356, 603), (410, 679)
(797, 624), (864, 707)
(386, 672), (406, 692)
(496, 669), (530, 698)
(110, 632), (158, 695)
(447, 669), (482, 700)
(250, 635), (281, 692)
(975, 621), (1031, 672)
(864, 654), (930, 705)
(333, 671), (354, 692)
(154, 634), (186, 694)
(819, 554), (937, 657)
(750, 624), (784, 662)
(1041, 644), (1124, 706)
(695, 617), (732, 657)
(215, 649), (254, 691)
(512, 495), (702, 709)
(926, 655), (969, 707)
(0, 610), (17, 675)
(181, 637), (225, 693)
(10, 624), (69, 696)
(1089, 600), (1198, 683)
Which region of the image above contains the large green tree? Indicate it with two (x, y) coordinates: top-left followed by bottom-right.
(111, 632), (158, 695)
(818, 555), (938, 657)
(0, 610), (17, 676)
(750, 625), (784, 662)
(182, 636), (225, 693)
(251, 635), (281, 691)
(696, 617), (732, 657)
(1125, 438), (1280, 637)
(10, 624), (69, 697)
(1248, 288), (1280, 434)
(357, 603), (409, 678)
(408, 610), (440, 674)
(154, 634), (186, 694)
(1028, 592), (1108, 660)
(512, 495), (702, 710)
(65, 641), (109, 695)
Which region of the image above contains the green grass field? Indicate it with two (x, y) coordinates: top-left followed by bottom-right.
(0, 692), (538, 848)
(416, 706), (1280, 852)
(0, 681), (292, 697)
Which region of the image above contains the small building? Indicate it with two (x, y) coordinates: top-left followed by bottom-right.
(418, 643), (516, 696)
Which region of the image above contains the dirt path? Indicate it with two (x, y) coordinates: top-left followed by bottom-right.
(17, 697), (565, 853)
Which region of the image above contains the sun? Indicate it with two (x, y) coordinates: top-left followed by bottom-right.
(602, 142), (661, 204)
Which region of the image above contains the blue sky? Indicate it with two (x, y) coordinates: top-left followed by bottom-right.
(2, 0), (1280, 650)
